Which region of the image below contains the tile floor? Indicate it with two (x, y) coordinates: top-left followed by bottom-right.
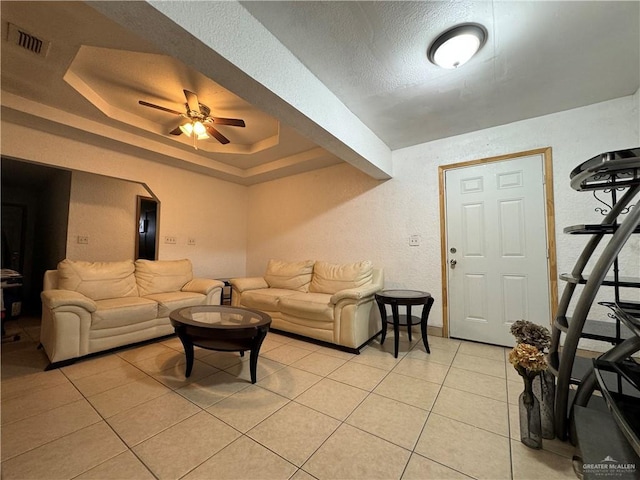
(1, 316), (578, 479)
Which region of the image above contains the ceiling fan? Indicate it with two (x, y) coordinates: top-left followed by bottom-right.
(138, 89), (245, 148)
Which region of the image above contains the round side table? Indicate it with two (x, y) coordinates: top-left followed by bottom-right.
(375, 290), (434, 358)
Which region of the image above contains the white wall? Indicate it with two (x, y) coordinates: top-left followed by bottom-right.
(67, 171), (147, 261)
(1, 122), (249, 279)
(247, 94), (640, 335)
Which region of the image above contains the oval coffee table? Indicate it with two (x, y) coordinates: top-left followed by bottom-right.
(170, 305), (271, 384)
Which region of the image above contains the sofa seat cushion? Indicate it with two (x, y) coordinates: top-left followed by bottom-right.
(92, 297), (158, 330)
(241, 288), (298, 311)
(279, 292), (334, 321)
(144, 291), (205, 318)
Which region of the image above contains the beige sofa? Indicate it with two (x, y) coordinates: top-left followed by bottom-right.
(40, 258), (224, 368)
(230, 260), (383, 352)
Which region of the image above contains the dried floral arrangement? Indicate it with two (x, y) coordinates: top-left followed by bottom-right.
(510, 320), (551, 352)
(509, 320), (551, 378)
(509, 343), (547, 379)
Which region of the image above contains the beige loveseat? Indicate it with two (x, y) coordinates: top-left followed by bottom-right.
(230, 260), (383, 352)
(40, 258), (224, 368)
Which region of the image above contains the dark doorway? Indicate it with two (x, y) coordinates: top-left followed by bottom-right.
(136, 196), (158, 260)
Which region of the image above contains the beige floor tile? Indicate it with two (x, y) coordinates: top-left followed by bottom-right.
(1, 399), (101, 461)
(303, 423), (411, 479)
(133, 411), (240, 480)
(314, 345), (357, 360)
(76, 451), (155, 479)
(415, 413), (511, 480)
(373, 372), (441, 411)
(0, 348), (51, 379)
(402, 453), (473, 479)
(206, 385), (289, 432)
(351, 344), (406, 371)
(328, 361), (388, 390)
(0, 422), (127, 480)
(406, 345), (457, 365)
(295, 377), (369, 420)
(510, 439), (575, 479)
(261, 343), (314, 365)
(106, 391), (201, 446)
(444, 366), (508, 402)
(248, 401), (340, 466)
(432, 386), (509, 436)
(0, 368), (68, 401)
(452, 352), (506, 378)
(70, 363), (147, 397)
(159, 335), (183, 351)
(392, 356), (450, 384)
(133, 349), (186, 374)
(176, 370), (251, 408)
(1, 380), (82, 425)
(346, 393), (429, 450)
(284, 337), (323, 352)
(257, 334), (289, 353)
(61, 354), (132, 380)
(198, 350), (244, 370)
(290, 351), (348, 376)
(457, 341), (507, 361)
(258, 365), (322, 399)
(291, 469), (317, 480)
(151, 358), (220, 389)
(87, 375), (170, 418)
(223, 356), (287, 383)
(116, 342), (176, 363)
(183, 435), (298, 479)
(426, 335), (462, 351)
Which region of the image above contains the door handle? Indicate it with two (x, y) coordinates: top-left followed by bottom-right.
(450, 259), (457, 269)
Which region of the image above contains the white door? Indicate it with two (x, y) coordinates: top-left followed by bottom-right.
(445, 154), (551, 347)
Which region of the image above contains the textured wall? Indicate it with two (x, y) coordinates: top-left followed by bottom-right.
(247, 94), (640, 343)
(1, 122), (249, 279)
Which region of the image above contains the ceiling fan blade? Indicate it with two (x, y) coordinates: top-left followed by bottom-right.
(183, 89), (201, 114)
(204, 124), (230, 144)
(169, 125), (183, 136)
(211, 117), (246, 127)
(138, 100), (184, 116)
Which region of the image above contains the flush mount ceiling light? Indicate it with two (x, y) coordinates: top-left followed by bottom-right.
(428, 23), (487, 69)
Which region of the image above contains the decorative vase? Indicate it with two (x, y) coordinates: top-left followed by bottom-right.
(533, 369), (556, 439)
(519, 375), (543, 449)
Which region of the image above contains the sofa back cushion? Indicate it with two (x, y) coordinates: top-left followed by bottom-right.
(57, 259), (138, 301)
(264, 259), (314, 292)
(135, 259), (193, 296)
(310, 260), (373, 294)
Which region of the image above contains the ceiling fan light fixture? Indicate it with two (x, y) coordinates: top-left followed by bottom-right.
(428, 23), (487, 69)
(179, 120), (209, 140)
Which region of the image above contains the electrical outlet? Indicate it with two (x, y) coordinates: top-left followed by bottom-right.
(409, 235), (421, 246)
(187, 238), (196, 246)
(164, 236), (177, 244)
(77, 235), (89, 244)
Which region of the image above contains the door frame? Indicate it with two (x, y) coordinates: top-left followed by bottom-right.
(438, 147), (558, 338)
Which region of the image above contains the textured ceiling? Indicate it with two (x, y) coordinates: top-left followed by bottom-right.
(1, 1), (638, 184)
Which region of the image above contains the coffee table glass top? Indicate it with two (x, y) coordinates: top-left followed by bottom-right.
(171, 306), (271, 329)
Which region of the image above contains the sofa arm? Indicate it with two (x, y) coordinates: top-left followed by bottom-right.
(41, 289), (97, 312)
(330, 283), (382, 304)
(229, 277), (268, 293)
(182, 278), (225, 295)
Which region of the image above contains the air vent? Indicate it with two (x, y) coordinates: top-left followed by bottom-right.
(6, 23), (50, 58)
